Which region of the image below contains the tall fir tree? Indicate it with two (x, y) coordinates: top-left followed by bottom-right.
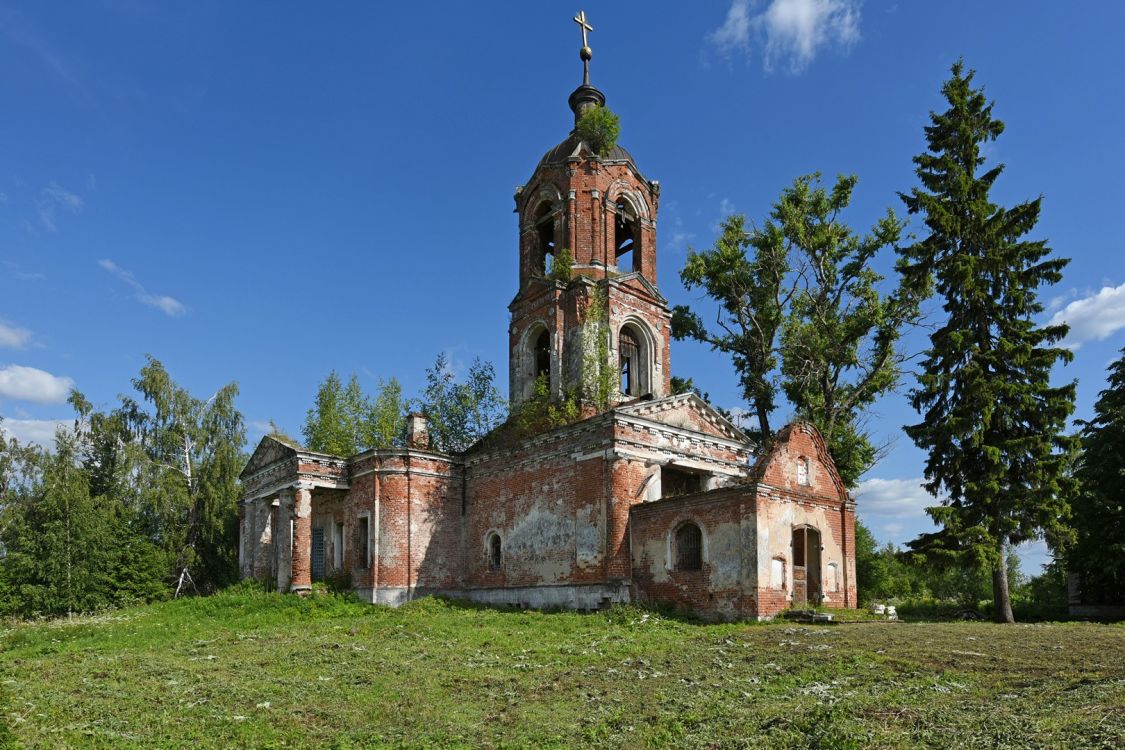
(0, 428), (117, 616)
(899, 61), (1076, 622)
(1071, 348), (1125, 605)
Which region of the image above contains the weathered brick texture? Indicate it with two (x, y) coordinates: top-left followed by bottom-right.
(236, 81), (857, 620)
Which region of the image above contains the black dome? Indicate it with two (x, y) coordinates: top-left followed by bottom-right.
(536, 132), (636, 170)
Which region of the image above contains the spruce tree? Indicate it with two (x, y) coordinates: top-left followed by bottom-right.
(1071, 349), (1125, 605)
(900, 61), (1076, 622)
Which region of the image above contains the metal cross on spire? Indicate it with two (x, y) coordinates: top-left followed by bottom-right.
(573, 10), (593, 48)
(573, 10), (593, 85)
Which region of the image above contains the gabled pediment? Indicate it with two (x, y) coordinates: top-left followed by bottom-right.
(610, 272), (667, 305)
(240, 435), (299, 480)
(616, 393), (752, 445)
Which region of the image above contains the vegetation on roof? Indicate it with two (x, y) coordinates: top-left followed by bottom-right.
(576, 104), (621, 157)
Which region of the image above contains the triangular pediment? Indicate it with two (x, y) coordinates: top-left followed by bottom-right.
(611, 272), (667, 305)
(240, 435), (299, 480)
(616, 393), (752, 445)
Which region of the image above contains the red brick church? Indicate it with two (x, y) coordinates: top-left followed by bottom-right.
(237, 16), (856, 620)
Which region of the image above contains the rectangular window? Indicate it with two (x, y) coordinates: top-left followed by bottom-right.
(357, 516), (370, 568)
(661, 466), (703, 498)
(311, 527), (325, 582)
(333, 521), (344, 568)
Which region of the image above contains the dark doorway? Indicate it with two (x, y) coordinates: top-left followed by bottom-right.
(311, 527), (325, 582)
(792, 526), (821, 607)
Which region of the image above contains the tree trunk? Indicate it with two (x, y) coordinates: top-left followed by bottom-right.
(991, 539), (1015, 623)
(756, 405), (771, 442)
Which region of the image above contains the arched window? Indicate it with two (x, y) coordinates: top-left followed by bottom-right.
(675, 523), (703, 571)
(620, 327), (640, 396)
(488, 533), (502, 571)
(534, 202), (556, 275)
(614, 197), (639, 272)
(534, 329), (551, 383)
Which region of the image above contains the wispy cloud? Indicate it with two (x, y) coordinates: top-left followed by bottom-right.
(853, 476), (936, 518)
(710, 0), (861, 74)
(0, 320), (33, 349)
(0, 364), (74, 404)
(37, 181), (84, 232)
(1049, 283), (1125, 350)
(0, 417), (70, 448)
(3, 260), (46, 281)
(98, 259), (187, 317)
(0, 6), (90, 100)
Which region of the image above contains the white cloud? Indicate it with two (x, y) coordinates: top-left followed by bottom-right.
(711, 0), (754, 55)
(37, 181), (84, 232)
(0, 364), (74, 404)
(1049, 283), (1125, 350)
(0, 320), (32, 349)
(1015, 539), (1053, 575)
(709, 0), (861, 73)
(0, 417), (70, 447)
(853, 476), (937, 518)
(98, 259), (187, 317)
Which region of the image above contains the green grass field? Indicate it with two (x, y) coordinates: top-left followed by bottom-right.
(1, 587), (1122, 749)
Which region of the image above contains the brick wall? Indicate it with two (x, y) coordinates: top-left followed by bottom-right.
(464, 417), (615, 588)
(630, 488), (756, 621)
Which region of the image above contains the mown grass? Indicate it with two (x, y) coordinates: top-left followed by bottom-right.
(1, 585), (1123, 749)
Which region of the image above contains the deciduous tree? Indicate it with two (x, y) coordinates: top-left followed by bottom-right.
(117, 356), (246, 594)
(674, 174), (920, 486)
(419, 353), (506, 453)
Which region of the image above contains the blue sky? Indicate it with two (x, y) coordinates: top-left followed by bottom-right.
(3, 1), (1124, 573)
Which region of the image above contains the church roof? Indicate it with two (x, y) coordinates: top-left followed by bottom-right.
(536, 131), (637, 170)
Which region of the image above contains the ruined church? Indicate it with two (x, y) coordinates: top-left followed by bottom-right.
(237, 14), (857, 620)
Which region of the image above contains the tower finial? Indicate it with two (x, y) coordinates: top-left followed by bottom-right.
(567, 10), (605, 126)
(573, 10), (593, 85)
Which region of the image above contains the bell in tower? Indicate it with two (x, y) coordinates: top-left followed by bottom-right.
(509, 11), (671, 411)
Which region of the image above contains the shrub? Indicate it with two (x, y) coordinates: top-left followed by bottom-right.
(576, 105), (621, 157)
(549, 248), (574, 283)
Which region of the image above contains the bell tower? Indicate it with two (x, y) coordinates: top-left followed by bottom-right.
(509, 11), (672, 410)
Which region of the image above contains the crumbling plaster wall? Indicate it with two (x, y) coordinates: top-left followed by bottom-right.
(752, 425), (856, 615)
(629, 488), (756, 621)
(464, 419), (614, 591)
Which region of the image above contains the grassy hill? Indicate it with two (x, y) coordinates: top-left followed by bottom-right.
(1, 586), (1123, 749)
